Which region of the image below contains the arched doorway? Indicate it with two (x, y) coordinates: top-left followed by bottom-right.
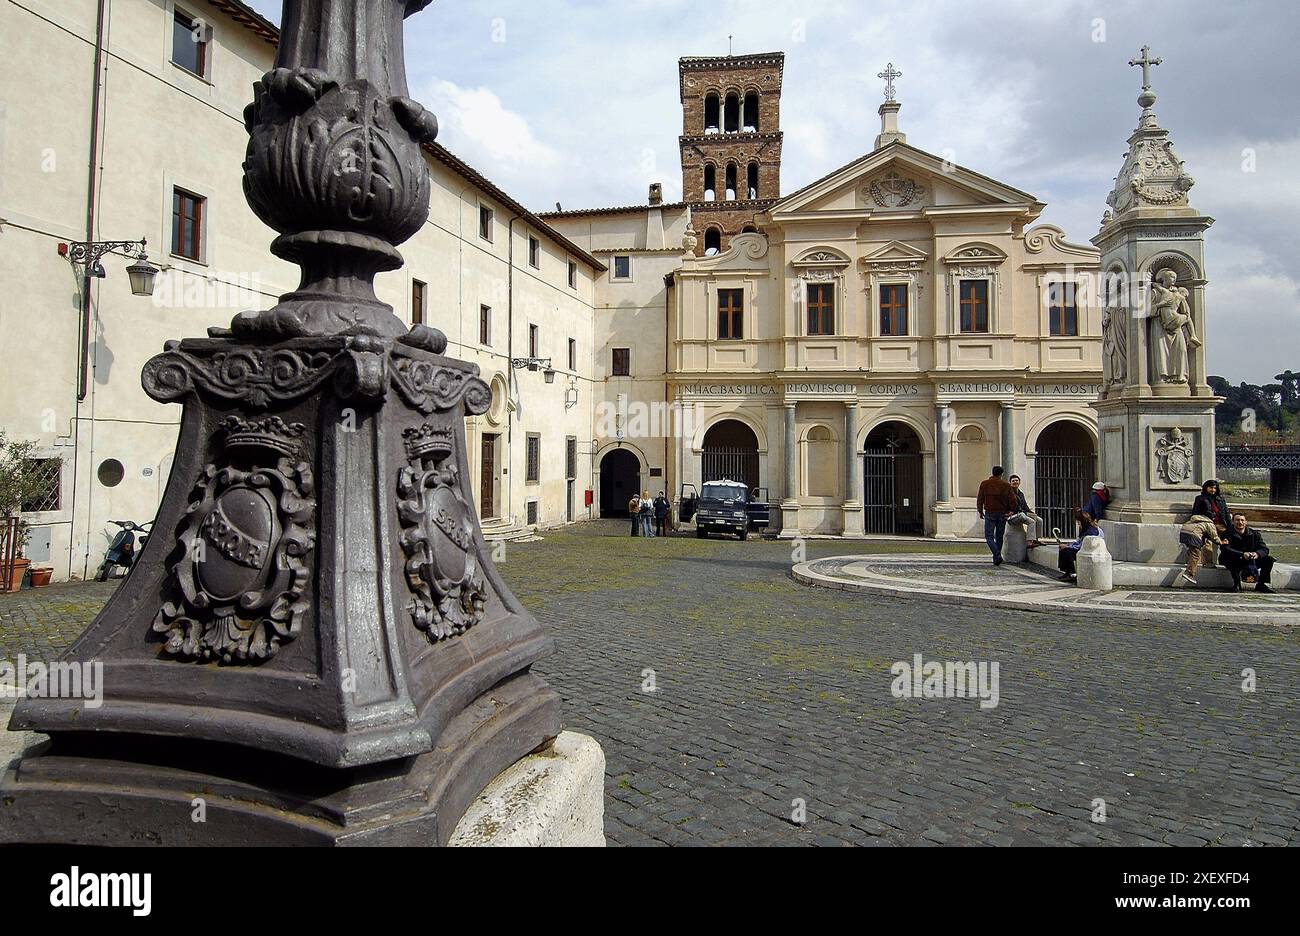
(702, 419), (759, 492)
(599, 448), (640, 517)
(1033, 420), (1096, 537)
(863, 422), (924, 534)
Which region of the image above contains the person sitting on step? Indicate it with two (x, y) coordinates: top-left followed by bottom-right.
(1007, 473), (1041, 544)
(1176, 513), (1226, 586)
(1058, 513), (1102, 582)
(1219, 513), (1276, 594)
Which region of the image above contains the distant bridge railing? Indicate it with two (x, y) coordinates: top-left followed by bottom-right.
(1216, 444), (1300, 471)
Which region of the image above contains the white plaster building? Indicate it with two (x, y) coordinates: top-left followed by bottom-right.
(0, 0), (603, 582)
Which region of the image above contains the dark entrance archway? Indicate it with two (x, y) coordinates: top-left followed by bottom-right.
(1033, 420), (1096, 537)
(863, 422), (924, 535)
(599, 448), (641, 517)
(702, 419), (759, 492)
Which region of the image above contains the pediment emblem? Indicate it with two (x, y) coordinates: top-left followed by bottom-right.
(866, 171), (926, 208)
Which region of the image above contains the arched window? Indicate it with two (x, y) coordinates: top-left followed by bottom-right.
(704, 93), (720, 134)
(703, 164), (716, 202)
(741, 225), (757, 234)
(704, 228), (722, 256)
(747, 162), (759, 199)
(725, 162), (737, 201)
(743, 92), (759, 131)
(724, 93), (740, 132)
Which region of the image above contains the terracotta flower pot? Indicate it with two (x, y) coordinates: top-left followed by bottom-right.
(29, 566), (52, 587)
(7, 557), (30, 592)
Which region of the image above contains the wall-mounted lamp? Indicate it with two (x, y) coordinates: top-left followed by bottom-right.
(511, 357), (555, 384)
(59, 238), (159, 297)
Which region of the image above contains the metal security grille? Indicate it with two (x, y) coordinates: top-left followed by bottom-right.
(526, 500), (538, 525)
(864, 448), (922, 535)
(22, 458), (62, 513)
(526, 434), (540, 483)
(702, 446), (758, 491)
(1035, 452), (1091, 538)
(565, 437), (577, 480)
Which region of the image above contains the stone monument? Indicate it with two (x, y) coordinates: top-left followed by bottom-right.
(0, 0), (574, 846)
(1091, 46), (1221, 564)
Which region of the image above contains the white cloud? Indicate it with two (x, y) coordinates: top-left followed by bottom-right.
(423, 79), (560, 176)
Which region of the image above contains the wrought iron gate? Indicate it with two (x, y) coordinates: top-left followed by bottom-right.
(701, 446), (758, 491)
(1035, 452), (1091, 538)
(864, 448), (922, 535)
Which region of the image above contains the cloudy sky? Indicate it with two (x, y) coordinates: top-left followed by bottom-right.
(243, 0), (1298, 385)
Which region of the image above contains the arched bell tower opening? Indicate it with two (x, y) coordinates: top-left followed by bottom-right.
(679, 52), (784, 256)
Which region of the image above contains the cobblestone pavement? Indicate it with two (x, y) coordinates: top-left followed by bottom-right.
(3, 522), (1298, 847)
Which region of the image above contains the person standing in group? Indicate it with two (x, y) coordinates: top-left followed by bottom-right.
(976, 466), (1017, 566)
(653, 491), (670, 538)
(628, 492), (641, 536)
(639, 490), (655, 537)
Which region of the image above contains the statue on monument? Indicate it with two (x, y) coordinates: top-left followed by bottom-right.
(1149, 268), (1201, 383)
(1101, 305), (1128, 386)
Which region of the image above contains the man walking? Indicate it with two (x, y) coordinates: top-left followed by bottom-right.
(976, 466), (1017, 566)
(1220, 513), (1276, 593)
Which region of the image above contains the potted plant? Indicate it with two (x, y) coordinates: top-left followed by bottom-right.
(29, 565), (53, 587)
(0, 431), (46, 592)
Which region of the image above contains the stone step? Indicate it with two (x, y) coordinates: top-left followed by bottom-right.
(1027, 544), (1300, 590)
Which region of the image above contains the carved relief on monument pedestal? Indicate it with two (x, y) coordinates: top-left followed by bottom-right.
(1153, 426), (1196, 486)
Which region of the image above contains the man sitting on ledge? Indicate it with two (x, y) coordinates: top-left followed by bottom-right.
(1219, 513), (1276, 594)
(1058, 513), (1102, 583)
(1176, 513), (1225, 587)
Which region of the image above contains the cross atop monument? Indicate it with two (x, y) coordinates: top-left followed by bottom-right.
(1129, 45), (1161, 90)
(878, 62), (901, 103)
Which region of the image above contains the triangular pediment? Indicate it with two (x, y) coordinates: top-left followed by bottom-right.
(862, 240), (929, 264)
(771, 142), (1041, 218)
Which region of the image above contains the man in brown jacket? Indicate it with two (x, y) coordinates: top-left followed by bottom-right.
(976, 466), (1018, 565)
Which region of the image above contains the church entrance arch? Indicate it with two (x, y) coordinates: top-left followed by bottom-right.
(1033, 421), (1096, 537)
(599, 448), (641, 517)
(863, 422), (923, 535)
(701, 419), (759, 492)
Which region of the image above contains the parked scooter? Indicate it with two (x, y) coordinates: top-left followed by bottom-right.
(95, 520), (153, 582)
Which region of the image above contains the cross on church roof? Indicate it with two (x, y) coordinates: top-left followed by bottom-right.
(878, 62), (901, 103)
(1129, 45), (1162, 90)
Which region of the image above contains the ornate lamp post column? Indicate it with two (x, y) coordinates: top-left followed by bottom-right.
(0, 0), (560, 846)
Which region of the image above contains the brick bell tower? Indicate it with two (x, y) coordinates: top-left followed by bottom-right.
(679, 52), (784, 256)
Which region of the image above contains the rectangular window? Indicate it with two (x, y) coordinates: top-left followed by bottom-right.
(879, 284), (908, 336)
(565, 437), (577, 480)
(806, 283), (835, 336)
(568, 259), (577, 288)
(479, 304), (491, 345)
(171, 9), (208, 78)
(568, 338), (576, 371)
(612, 255), (631, 280)
(21, 458), (62, 513)
(528, 323), (539, 358)
(717, 288), (744, 339)
(479, 204), (494, 241)
(171, 188), (205, 261)
(959, 279), (990, 333)
(1048, 281), (1079, 336)
(528, 235), (540, 269)
(526, 500), (539, 525)
(526, 434), (541, 484)
(411, 279), (425, 325)
(612, 348), (630, 376)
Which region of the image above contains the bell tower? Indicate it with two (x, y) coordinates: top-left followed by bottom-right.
(678, 52), (784, 256)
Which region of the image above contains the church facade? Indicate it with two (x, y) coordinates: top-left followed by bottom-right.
(545, 54), (1112, 539)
